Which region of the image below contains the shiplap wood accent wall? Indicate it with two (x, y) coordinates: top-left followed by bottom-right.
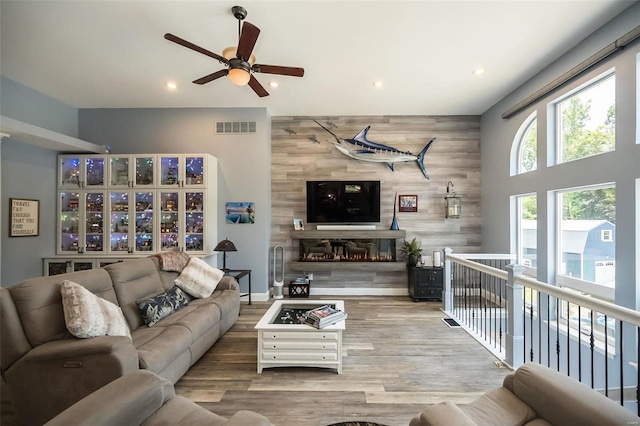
(271, 116), (481, 295)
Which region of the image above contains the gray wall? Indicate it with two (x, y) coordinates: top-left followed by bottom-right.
(78, 108), (272, 298)
(1, 77), (78, 286)
(480, 4), (640, 310)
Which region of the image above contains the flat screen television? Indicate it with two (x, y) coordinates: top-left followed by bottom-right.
(306, 180), (381, 223)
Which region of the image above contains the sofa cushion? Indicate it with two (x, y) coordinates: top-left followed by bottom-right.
(153, 303), (221, 343)
(409, 401), (476, 426)
(174, 257), (224, 298)
(8, 268), (117, 346)
(105, 258), (165, 331)
(132, 325), (193, 373)
(460, 387), (537, 426)
(137, 286), (190, 327)
(61, 280), (131, 339)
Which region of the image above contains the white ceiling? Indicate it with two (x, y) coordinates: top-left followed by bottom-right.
(0, 1), (634, 116)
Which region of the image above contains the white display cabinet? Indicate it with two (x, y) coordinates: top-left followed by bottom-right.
(108, 155), (156, 188)
(58, 190), (107, 254)
(158, 154), (209, 188)
(107, 190), (155, 254)
(55, 153), (217, 261)
(58, 155), (107, 189)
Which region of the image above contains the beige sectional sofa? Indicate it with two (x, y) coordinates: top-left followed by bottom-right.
(45, 369), (273, 426)
(410, 362), (640, 426)
(1, 256), (241, 425)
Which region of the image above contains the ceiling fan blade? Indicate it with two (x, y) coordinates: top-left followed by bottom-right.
(248, 75), (269, 97)
(164, 33), (228, 64)
(193, 69), (228, 85)
(236, 22), (260, 60)
(252, 64), (304, 77)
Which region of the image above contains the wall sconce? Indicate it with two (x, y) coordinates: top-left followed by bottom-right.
(445, 181), (461, 219)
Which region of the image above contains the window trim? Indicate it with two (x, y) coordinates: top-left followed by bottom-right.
(510, 111), (537, 176)
(552, 69), (616, 166)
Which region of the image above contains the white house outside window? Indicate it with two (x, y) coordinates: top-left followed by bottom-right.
(556, 184), (616, 301)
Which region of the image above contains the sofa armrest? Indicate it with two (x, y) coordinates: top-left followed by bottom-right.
(25, 336), (132, 361)
(217, 276), (239, 292)
(410, 401), (477, 426)
(5, 337), (139, 425)
(45, 370), (174, 426)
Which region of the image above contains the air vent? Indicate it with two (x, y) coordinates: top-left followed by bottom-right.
(216, 121), (257, 134)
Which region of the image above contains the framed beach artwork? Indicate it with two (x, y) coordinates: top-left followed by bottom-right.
(293, 218), (304, 230)
(399, 194), (418, 212)
(226, 202), (255, 224)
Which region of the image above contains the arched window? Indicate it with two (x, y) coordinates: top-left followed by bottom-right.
(510, 112), (537, 176)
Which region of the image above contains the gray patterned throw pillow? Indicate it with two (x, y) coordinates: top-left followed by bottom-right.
(136, 286), (190, 327)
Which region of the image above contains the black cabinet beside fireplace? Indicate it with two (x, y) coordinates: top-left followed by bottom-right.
(408, 266), (443, 302)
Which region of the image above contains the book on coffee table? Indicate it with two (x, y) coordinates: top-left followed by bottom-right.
(304, 305), (347, 329)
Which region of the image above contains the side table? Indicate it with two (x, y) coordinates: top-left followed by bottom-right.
(223, 269), (252, 305)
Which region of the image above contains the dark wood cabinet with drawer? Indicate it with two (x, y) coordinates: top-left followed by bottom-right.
(408, 266), (443, 301)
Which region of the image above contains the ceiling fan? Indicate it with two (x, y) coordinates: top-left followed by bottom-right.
(164, 5), (304, 98)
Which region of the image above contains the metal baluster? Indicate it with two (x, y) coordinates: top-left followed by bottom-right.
(465, 267), (469, 327)
(556, 298), (560, 372)
(499, 277), (503, 352)
(524, 284), (527, 365)
(484, 266), (488, 342)
(619, 320), (623, 406)
(547, 294), (551, 368)
(567, 301), (570, 376)
(538, 290), (542, 364)
(578, 306), (582, 382)
(590, 310), (595, 389)
(530, 296), (534, 362)
(636, 327), (639, 416)
(605, 313), (609, 397)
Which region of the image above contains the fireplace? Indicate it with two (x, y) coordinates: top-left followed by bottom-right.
(299, 238), (396, 262)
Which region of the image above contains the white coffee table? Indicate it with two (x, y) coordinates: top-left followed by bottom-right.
(254, 299), (345, 374)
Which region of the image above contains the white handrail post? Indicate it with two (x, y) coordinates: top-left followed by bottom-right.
(443, 247), (453, 313)
(506, 264), (525, 369)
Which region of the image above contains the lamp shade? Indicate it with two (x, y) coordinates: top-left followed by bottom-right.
(214, 239), (238, 252)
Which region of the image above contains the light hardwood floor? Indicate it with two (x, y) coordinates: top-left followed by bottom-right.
(0, 297), (512, 426)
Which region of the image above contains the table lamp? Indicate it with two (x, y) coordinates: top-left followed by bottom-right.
(214, 238), (237, 270)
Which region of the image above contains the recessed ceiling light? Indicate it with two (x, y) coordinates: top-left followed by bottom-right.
(472, 67), (485, 76)
(373, 81), (383, 88)
(165, 82), (177, 90)
(269, 81), (279, 88)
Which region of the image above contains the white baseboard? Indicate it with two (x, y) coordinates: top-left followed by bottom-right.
(316, 224), (376, 230)
(246, 292), (271, 302)
(308, 287), (408, 296)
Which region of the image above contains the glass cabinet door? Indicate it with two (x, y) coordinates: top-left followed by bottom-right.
(109, 191), (130, 253)
(159, 156), (180, 187)
(160, 191), (180, 251)
(134, 156), (155, 187)
(109, 157), (130, 187)
(59, 156), (82, 188)
(184, 191), (205, 253)
(84, 192), (105, 252)
(59, 191), (81, 253)
(84, 156), (105, 188)
(184, 156), (205, 187)
(134, 191), (154, 252)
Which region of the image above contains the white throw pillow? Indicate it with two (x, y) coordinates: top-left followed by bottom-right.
(174, 257), (224, 298)
(61, 280), (131, 339)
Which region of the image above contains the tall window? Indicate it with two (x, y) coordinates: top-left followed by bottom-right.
(556, 184), (616, 300)
(556, 72), (615, 164)
(516, 194), (537, 268)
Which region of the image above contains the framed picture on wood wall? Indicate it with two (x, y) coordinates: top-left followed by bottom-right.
(9, 198), (40, 237)
(399, 194), (418, 212)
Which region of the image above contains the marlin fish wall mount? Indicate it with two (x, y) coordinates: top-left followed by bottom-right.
(313, 120), (436, 179)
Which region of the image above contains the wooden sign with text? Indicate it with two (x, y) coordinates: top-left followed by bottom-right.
(10, 198), (39, 237)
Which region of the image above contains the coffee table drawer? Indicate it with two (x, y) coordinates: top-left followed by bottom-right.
(261, 331), (339, 341)
(261, 351), (338, 361)
(262, 340), (338, 350)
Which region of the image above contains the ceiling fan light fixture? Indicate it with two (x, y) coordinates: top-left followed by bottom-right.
(228, 68), (251, 86)
(472, 67), (485, 76)
(269, 81), (279, 88)
(165, 81), (177, 90)
(222, 46), (256, 65)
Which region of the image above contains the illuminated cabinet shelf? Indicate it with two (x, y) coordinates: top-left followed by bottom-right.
(56, 153), (217, 257)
